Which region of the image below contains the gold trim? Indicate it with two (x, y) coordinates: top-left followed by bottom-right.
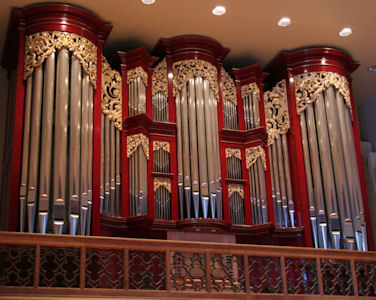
(172, 59), (218, 100)
(228, 184), (244, 199)
(294, 71), (352, 115)
(102, 57), (122, 130)
(24, 31), (97, 86)
(127, 133), (149, 159)
(154, 177), (171, 193)
(241, 83), (260, 100)
(225, 148), (241, 159)
(264, 80), (289, 145)
(153, 141), (170, 153)
(245, 146), (266, 170)
(152, 58), (168, 97)
(127, 67), (148, 86)
(221, 68), (237, 104)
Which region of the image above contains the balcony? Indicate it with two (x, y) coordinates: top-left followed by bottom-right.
(0, 231), (376, 299)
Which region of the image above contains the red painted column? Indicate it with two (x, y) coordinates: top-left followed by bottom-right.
(349, 82), (375, 250)
(146, 67), (153, 119)
(169, 137), (179, 220)
(147, 136), (154, 219)
(92, 40), (104, 236)
(121, 64), (130, 218)
(286, 72), (313, 247)
(8, 29), (26, 231)
(235, 81), (245, 130)
(166, 55), (175, 123)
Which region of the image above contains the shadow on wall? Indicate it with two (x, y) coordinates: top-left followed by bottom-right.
(358, 98), (376, 152)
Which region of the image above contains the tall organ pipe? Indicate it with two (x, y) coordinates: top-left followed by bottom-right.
(19, 76), (33, 232)
(324, 87), (354, 249)
(38, 53), (55, 234)
(68, 56), (81, 235)
(53, 48), (69, 234)
(87, 85), (94, 234)
(27, 66), (43, 233)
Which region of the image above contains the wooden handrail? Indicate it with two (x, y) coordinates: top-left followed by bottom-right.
(1, 231), (376, 299)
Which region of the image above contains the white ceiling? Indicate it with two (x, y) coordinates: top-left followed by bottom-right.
(1, 0), (376, 105)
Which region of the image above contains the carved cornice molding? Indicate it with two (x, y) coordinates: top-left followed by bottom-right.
(228, 184), (244, 199)
(245, 146), (266, 170)
(154, 177), (171, 193)
(241, 83), (260, 100)
(24, 31), (97, 86)
(264, 80), (289, 145)
(127, 66), (148, 86)
(225, 148), (241, 159)
(294, 71), (352, 115)
(127, 133), (149, 159)
(221, 68), (237, 104)
(152, 58), (168, 97)
(172, 59), (218, 100)
(102, 57), (122, 129)
(153, 141), (170, 153)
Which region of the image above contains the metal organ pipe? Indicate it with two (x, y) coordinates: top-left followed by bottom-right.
(68, 55), (81, 235)
(38, 53), (55, 234)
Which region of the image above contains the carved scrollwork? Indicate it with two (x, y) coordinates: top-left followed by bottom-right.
(221, 68), (237, 104)
(241, 83), (260, 100)
(245, 146), (266, 170)
(102, 57), (122, 130)
(127, 66), (148, 86)
(154, 177), (171, 193)
(24, 31), (97, 86)
(172, 59), (219, 100)
(153, 141), (170, 153)
(228, 184), (244, 199)
(264, 80), (289, 145)
(127, 133), (149, 159)
(152, 58), (168, 97)
(294, 71), (352, 115)
(225, 148), (241, 159)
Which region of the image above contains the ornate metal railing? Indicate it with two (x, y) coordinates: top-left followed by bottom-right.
(0, 232), (376, 299)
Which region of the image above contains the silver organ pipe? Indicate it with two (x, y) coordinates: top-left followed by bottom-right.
(222, 69), (238, 130)
(246, 146), (268, 225)
(154, 178), (171, 220)
(153, 92), (169, 122)
(18, 29), (97, 234)
(38, 53), (55, 234)
(128, 74), (147, 117)
(175, 69), (222, 219)
(295, 71), (367, 250)
(264, 80), (295, 228)
(101, 58), (122, 217)
(229, 185), (245, 225)
(128, 134), (148, 216)
(243, 84), (261, 130)
(153, 141), (170, 173)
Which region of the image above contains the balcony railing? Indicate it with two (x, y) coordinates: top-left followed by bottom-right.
(0, 231), (376, 299)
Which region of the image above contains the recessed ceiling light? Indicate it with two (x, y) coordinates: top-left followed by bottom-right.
(212, 6), (226, 16)
(278, 17), (291, 27)
(368, 65), (376, 72)
(339, 27), (352, 37)
(141, 0), (155, 4)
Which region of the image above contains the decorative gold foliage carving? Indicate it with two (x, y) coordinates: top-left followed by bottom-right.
(245, 146), (266, 170)
(153, 141), (170, 153)
(24, 31), (97, 86)
(241, 83), (260, 100)
(225, 148), (241, 159)
(264, 80), (289, 145)
(228, 184), (244, 199)
(172, 59), (218, 100)
(127, 66), (148, 86)
(221, 68), (237, 104)
(102, 57), (122, 130)
(294, 71), (352, 115)
(154, 177), (171, 193)
(152, 58), (168, 97)
(127, 133), (149, 159)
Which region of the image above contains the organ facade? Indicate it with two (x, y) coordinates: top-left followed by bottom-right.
(1, 3), (372, 251)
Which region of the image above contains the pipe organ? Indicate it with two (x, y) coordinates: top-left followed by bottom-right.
(2, 3), (373, 250)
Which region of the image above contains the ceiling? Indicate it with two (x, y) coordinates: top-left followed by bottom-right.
(1, 0), (376, 106)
